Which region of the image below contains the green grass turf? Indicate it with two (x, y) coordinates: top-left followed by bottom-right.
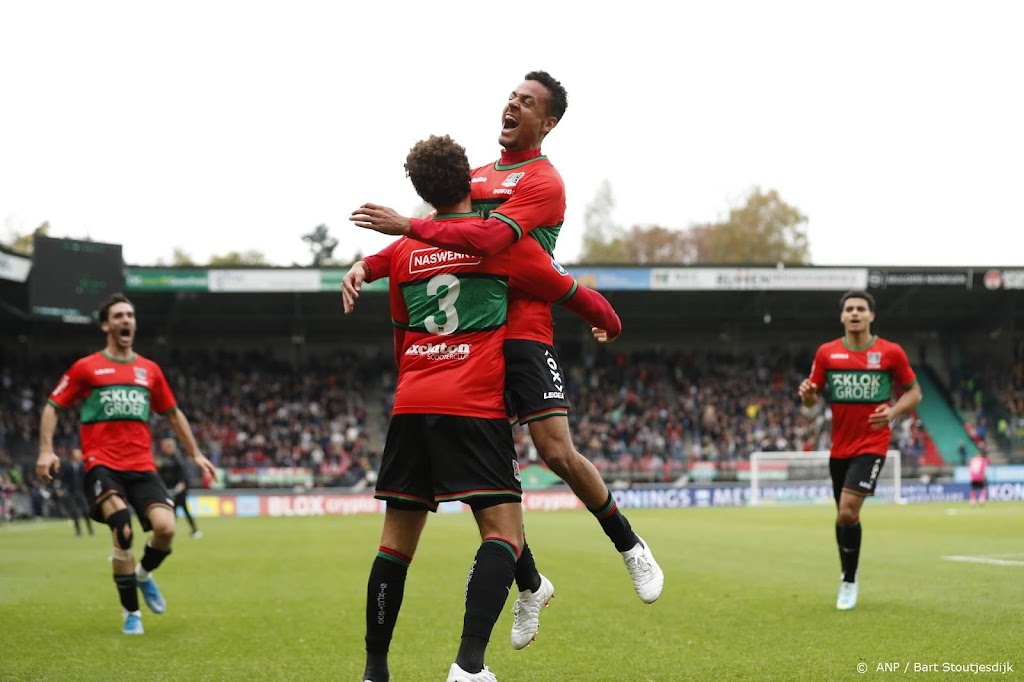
(1, 502), (1022, 681)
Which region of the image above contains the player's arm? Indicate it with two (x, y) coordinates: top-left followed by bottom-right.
(352, 174), (563, 257)
(342, 240), (400, 314)
(352, 204), (514, 257)
(868, 347), (923, 428)
(799, 349), (826, 407)
(37, 365), (84, 483)
(507, 239), (622, 339)
(163, 407), (218, 482)
(36, 403), (61, 483)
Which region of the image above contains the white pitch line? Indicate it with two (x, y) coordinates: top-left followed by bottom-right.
(943, 555), (1024, 567)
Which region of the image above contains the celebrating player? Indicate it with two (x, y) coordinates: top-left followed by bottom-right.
(799, 290), (922, 610)
(36, 293), (217, 634)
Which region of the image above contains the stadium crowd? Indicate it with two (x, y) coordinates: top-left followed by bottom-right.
(1, 344), (947, 517)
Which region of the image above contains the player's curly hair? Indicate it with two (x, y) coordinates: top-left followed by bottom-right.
(404, 135), (472, 209)
(525, 70), (568, 122)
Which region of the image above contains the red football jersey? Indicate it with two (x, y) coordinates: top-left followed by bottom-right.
(388, 216), (578, 418)
(471, 149), (566, 344)
(808, 336), (917, 458)
(48, 351), (177, 472)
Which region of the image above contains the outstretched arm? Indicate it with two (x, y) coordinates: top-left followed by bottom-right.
(561, 285), (622, 341)
(350, 203), (515, 257)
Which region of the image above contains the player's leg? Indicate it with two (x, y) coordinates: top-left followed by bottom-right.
(969, 481), (978, 505)
(364, 504), (428, 682)
(88, 467), (143, 633)
(507, 340), (663, 603)
(451, 500), (524, 681)
(131, 473), (176, 615)
(831, 454), (883, 610)
(979, 480), (988, 506)
(364, 414), (434, 682)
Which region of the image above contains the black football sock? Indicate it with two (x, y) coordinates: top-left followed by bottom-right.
(513, 541), (541, 593)
(589, 493), (640, 552)
(114, 573), (140, 612)
(363, 547), (412, 682)
(836, 519), (862, 583)
(138, 542), (172, 577)
(456, 538), (517, 673)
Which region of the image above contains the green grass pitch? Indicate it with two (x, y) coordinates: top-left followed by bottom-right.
(2, 502), (1022, 681)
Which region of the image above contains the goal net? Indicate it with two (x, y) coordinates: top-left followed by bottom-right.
(748, 449), (903, 506)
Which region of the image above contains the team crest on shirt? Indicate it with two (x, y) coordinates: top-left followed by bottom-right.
(133, 367), (149, 386)
(501, 172), (525, 187)
(866, 351), (882, 368)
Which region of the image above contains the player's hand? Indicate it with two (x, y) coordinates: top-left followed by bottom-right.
(350, 203), (412, 236)
(798, 379), (818, 405)
(192, 453), (219, 482)
(798, 378), (817, 398)
(342, 261), (368, 314)
(592, 327), (616, 343)
(868, 404), (894, 430)
(36, 451), (60, 484)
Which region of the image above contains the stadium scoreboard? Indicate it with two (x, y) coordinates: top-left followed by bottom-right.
(29, 236), (124, 324)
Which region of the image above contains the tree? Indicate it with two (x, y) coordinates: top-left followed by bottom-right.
(4, 221), (50, 255)
(693, 187), (810, 264)
(207, 250), (268, 266)
(622, 225), (696, 264)
(171, 248), (196, 266)
(301, 224), (339, 267)
(578, 180), (629, 263)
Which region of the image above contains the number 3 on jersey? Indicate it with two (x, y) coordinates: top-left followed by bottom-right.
(424, 274), (460, 335)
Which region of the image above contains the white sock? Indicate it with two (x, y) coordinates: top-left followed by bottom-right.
(135, 564), (151, 582)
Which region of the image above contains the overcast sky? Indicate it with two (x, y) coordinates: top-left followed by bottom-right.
(1, 1), (1021, 269)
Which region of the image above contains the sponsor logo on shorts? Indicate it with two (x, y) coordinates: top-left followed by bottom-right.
(543, 391), (564, 400)
(543, 350), (563, 392)
(512, 459), (521, 482)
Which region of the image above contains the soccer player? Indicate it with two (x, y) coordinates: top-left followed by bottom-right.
(157, 437), (202, 538)
(798, 290), (922, 610)
(35, 293), (218, 635)
(345, 70), (663, 646)
(57, 447), (94, 536)
(361, 134), (622, 682)
(968, 446), (989, 506)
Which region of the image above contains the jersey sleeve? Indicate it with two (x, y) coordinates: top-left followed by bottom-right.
(363, 239), (400, 283)
(507, 239), (621, 336)
(407, 216), (516, 257)
(809, 346), (828, 390)
(889, 343), (918, 390)
(47, 361), (89, 410)
(149, 363), (178, 414)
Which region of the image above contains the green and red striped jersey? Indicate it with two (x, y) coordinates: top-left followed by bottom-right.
(388, 214), (597, 419)
(809, 336), (917, 459)
(48, 351), (176, 472)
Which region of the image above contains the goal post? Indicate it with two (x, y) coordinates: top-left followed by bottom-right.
(748, 449), (903, 506)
